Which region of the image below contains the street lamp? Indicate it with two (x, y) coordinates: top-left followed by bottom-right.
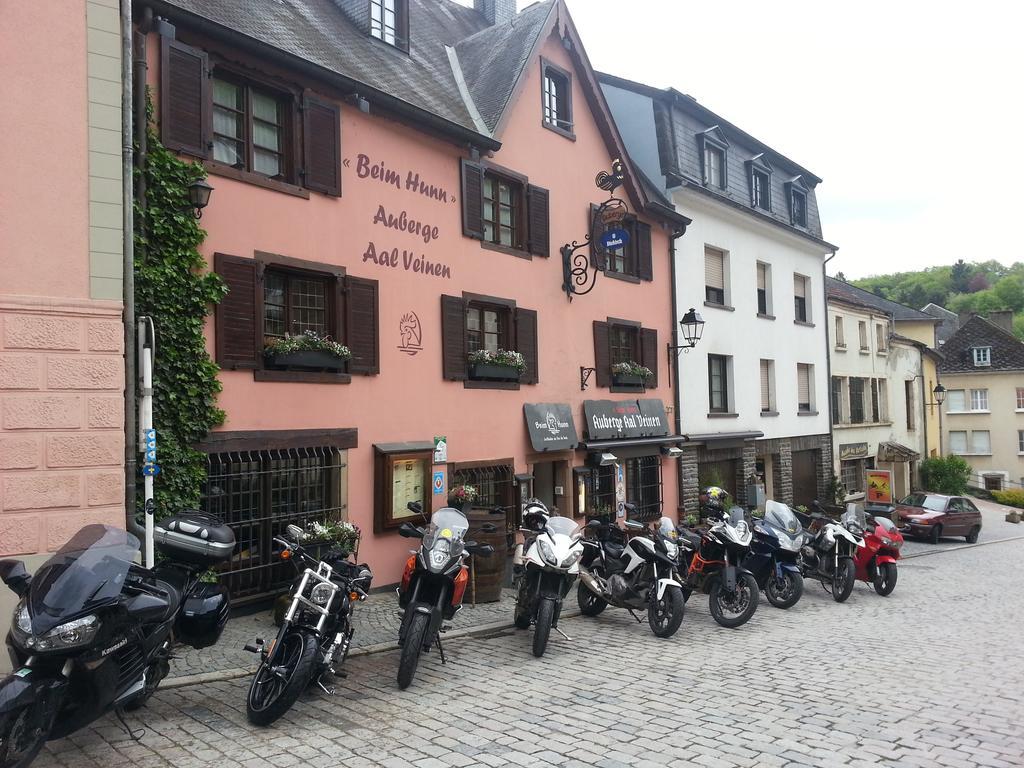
(667, 308), (706, 356)
(187, 178), (214, 218)
(929, 383), (946, 406)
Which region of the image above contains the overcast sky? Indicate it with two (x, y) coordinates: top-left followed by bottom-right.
(469, 0), (1024, 279)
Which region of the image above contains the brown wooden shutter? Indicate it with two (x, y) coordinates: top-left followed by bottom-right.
(214, 253), (260, 369)
(160, 39), (210, 158)
(526, 185), (550, 257)
(346, 276), (379, 374)
(589, 205), (603, 268)
(460, 160), (485, 239)
(640, 327), (659, 389)
(593, 321), (610, 388)
(303, 94), (341, 196)
(441, 295), (467, 380)
(515, 308), (539, 384)
(635, 220), (653, 281)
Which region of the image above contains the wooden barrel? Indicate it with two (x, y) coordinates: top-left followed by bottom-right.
(466, 508), (507, 603)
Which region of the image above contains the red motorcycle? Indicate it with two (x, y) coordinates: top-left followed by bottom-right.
(854, 513), (904, 596)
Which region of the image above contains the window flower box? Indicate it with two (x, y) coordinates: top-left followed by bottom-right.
(611, 360), (652, 389)
(467, 349), (526, 382)
(264, 331), (351, 371)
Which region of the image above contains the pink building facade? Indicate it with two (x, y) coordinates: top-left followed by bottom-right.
(143, 0), (691, 594)
(0, 1), (126, 561)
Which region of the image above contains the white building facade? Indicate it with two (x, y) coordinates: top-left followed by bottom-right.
(600, 74), (835, 513)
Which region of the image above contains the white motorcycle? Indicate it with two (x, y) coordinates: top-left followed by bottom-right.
(512, 500), (584, 657)
(796, 501), (865, 602)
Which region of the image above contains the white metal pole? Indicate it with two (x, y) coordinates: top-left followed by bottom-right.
(139, 317), (156, 568)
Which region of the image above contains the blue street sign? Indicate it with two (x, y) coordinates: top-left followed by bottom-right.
(142, 464), (161, 477)
(600, 228), (630, 251)
(145, 450), (157, 461)
(144, 429), (156, 441)
(145, 440), (156, 450)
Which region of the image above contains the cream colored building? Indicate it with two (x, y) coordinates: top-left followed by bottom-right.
(939, 312), (1024, 490)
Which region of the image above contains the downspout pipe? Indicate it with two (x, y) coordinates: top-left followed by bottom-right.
(668, 225), (687, 515)
(121, 0), (144, 539)
(823, 249), (837, 498)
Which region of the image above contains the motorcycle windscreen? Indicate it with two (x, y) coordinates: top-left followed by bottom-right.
(764, 502), (801, 536)
(841, 504), (867, 532)
(545, 516), (581, 539)
(27, 524), (139, 635)
(726, 507), (745, 525)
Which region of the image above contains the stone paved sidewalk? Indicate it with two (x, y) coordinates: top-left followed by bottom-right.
(169, 587), (519, 680)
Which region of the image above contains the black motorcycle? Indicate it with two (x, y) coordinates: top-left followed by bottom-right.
(395, 503), (495, 689)
(743, 501), (804, 609)
(0, 515), (234, 768)
(576, 509), (686, 638)
(794, 501), (862, 603)
(245, 525), (372, 725)
(677, 506), (759, 628)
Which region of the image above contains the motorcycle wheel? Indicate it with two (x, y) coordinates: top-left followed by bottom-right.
(532, 600), (554, 658)
(0, 707), (47, 768)
(873, 563), (898, 596)
(708, 573), (759, 628)
(832, 559), (856, 603)
(765, 570), (803, 609)
(647, 586), (685, 638)
(397, 611), (430, 690)
(246, 630), (318, 726)
(577, 576), (608, 617)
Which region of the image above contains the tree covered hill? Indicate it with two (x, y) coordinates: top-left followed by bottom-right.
(841, 260), (1024, 339)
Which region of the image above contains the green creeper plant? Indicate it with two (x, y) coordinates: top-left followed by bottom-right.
(134, 99), (226, 520)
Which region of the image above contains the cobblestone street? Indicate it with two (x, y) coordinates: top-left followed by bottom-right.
(34, 536), (1024, 768)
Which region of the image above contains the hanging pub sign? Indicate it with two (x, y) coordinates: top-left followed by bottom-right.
(584, 399), (670, 440)
(523, 403), (579, 452)
(600, 228), (630, 251)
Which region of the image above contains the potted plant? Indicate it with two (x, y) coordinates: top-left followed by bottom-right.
(467, 349), (526, 382)
(265, 330), (351, 371)
(611, 360), (653, 388)
(448, 484), (479, 511)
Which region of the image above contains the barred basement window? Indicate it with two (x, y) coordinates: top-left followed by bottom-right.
(202, 446), (345, 601)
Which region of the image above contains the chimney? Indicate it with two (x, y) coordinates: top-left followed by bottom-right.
(957, 311), (976, 328)
(987, 310), (1014, 334)
(474, 0), (517, 26)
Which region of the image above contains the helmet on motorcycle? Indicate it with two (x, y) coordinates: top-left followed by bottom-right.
(701, 486), (730, 513)
(522, 498), (549, 531)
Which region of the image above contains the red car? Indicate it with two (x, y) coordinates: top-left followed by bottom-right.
(896, 493), (983, 544)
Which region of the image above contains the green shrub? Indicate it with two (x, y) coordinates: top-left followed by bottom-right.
(992, 489), (1024, 509)
(919, 456), (971, 495)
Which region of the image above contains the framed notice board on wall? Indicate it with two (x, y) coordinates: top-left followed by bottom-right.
(374, 443), (432, 532)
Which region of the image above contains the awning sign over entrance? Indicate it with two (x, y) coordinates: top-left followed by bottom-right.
(583, 399), (670, 440)
(524, 403), (579, 452)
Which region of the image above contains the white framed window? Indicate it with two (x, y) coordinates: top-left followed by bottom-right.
(945, 389), (966, 412)
(876, 323), (887, 353)
(760, 359), (775, 413)
(858, 320), (868, 351)
(877, 379), (888, 421)
(972, 346), (991, 367)
(971, 430), (991, 454)
(793, 274), (810, 323)
(1016, 388), (1024, 411)
(797, 363), (814, 412)
(705, 246), (728, 306)
(949, 431), (967, 454)
(970, 389), (989, 411)
(756, 262), (772, 316)
(834, 316), (845, 348)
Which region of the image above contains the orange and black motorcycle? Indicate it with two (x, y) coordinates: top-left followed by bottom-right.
(395, 503), (495, 689)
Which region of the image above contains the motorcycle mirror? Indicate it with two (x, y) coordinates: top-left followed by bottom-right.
(474, 544), (495, 557)
(0, 560), (30, 598)
(480, 523), (498, 533)
(398, 522), (424, 539)
(285, 524), (304, 542)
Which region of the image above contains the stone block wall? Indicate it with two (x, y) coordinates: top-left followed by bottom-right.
(0, 296), (124, 556)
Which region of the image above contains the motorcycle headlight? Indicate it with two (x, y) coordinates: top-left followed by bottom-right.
(14, 601), (31, 636)
(561, 549), (582, 568)
(537, 539), (557, 566)
(735, 521), (749, 538)
(780, 536), (801, 552)
(428, 539), (451, 569)
(664, 540), (678, 559)
(17, 613), (101, 651)
(309, 582), (335, 606)
(884, 537), (903, 550)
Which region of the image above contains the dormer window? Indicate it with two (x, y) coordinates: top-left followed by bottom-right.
(786, 176), (809, 227)
(541, 59), (574, 138)
(747, 154), (772, 211)
(973, 346), (992, 367)
(370, 0), (408, 50)
(698, 127), (729, 190)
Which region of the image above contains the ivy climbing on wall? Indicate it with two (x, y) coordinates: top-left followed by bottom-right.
(135, 101), (226, 520)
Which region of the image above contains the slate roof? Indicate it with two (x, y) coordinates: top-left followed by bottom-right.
(150, 0), (554, 142)
(922, 303), (960, 345)
(938, 315), (1024, 373)
(826, 277), (938, 323)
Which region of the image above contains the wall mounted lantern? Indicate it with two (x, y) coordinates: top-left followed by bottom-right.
(187, 178), (214, 219)
(667, 308), (706, 357)
(930, 383), (946, 406)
